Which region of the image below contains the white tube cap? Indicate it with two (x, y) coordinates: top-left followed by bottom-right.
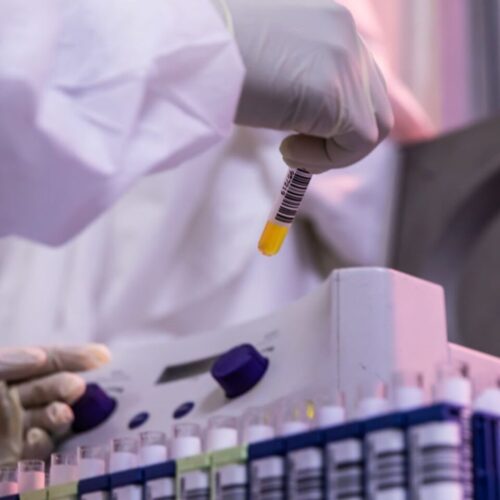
(244, 424), (274, 444)
(356, 397), (389, 420)
(316, 405), (345, 428)
(205, 427), (238, 452)
(473, 388), (500, 416)
(434, 376), (472, 406)
(171, 436), (202, 459)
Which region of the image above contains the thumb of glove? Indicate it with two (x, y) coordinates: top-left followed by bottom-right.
(0, 382), (23, 466)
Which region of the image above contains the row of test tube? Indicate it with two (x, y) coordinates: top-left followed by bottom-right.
(1, 362), (499, 500)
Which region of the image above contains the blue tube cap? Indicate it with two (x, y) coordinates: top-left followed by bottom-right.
(71, 383), (117, 433)
(211, 344), (269, 399)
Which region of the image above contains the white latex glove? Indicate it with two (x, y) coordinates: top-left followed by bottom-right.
(226, 0), (394, 173)
(0, 345), (110, 462)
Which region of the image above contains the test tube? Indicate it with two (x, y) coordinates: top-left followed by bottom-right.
(355, 380), (389, 419)
(314, 389), (346, 428)
(0, 466), (18, 496)
(276, 397), (310, 437)
(17, 460), (45, 493)
(170, 422), (202, 460)
(49, 452), (77, 486)
(391, 371), (425, 411)
(77, 445), (107, 480)
(248, 404), (286, 499)
(109, 437), (138, 473)
(205, 416), (239, 452)
(258, 168), (312, 256)
(473, 375), (500, 416)
(110, 437), (141, 500)
(209, 416), (247, 500)
(139, 431), (168, 466)
(285, 394), (326, 500)
(434, 361), (472, 406)
(242, 407), (275, 444)
(173, 423), (208, 500)
(140, 432), (174, 500)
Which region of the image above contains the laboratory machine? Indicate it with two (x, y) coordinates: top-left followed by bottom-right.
(1, 267), (499, 500)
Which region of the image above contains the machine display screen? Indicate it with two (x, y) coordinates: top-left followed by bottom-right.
(156, 354), (221, 384)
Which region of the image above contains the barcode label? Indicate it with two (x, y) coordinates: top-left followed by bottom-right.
(270, 168), (312, 226)
(288, 448), (324, 500)
(250, 459), (286, 500)
(366, 429), (407, 499)
(218, 484), (247, 500)
(409, 420), (470, 499)
(327, 440), (364, 500)
(183, 490), (209, 500)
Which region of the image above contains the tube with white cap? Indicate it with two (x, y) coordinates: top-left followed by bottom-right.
(247, 405), (286, 500)
(50, 452), (77, 486)
(355, 381), (390, 420)
(0, 466), (18, 496)
(17, 460), (45, 493)
(173, 423), (209, 500)
(140, 432), (174, 500)
(285, 394), (328, 500)
(365, 373), (421, 500)
(322, 391), (364, 500)
(314, 390), (346, 429)
(473, 375), (500, 416)
(77, 445), (108, 500)
(408, 362), (473, 500)
(109, 437), (141, 500)
(208, 416), (247, 500)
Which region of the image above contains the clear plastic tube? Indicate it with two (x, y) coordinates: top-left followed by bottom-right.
(275, 396), (310, 436)
(391, 371), (425, 411)
(242, 407), (275, 444)
(17, 460), (45, 493)
(434, 361), (472, 406)
(314, 389), (346, 428)
(355, 380), (389, 419)
(258, 168), (312, 256)
(139, 431), (168, 466)
(77, 445), (107, 480)
(50, 452), (77, 485)
(171, 422), (202, 459)
(205, 415), (239, 452)
(109, 437), (139, 473)
(0, 465), (18, 496)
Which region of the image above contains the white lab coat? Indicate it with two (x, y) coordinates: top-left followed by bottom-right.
(0, 0), (243, 244)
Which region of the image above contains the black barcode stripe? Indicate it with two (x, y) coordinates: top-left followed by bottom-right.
(275, 169), (312, 224)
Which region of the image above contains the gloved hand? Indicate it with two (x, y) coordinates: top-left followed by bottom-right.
(0, 345), (110, 464)
(225, 0), (394, 172)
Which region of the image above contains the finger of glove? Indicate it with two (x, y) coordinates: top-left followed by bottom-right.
(365, 52), (394, 140)
(16, 372), (86, 408)
(22, 428), (54, 460)
(0, 344), (111, 382)
(23, 401), (74, 435)
(0, 383), (23, 465)
(280, 134), (370, 173)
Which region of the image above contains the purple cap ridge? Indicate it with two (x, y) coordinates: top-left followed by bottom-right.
(71, 383), (117, 433)
(211, 344), (269, 399)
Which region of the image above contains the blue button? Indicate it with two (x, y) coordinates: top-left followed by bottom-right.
(128, 412), (149, 429)
(173, 401), (195, 419)
(72, 383), (117, 433)
(211, 344), (269, 399)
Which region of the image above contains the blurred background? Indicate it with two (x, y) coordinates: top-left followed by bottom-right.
(373, 0), (500, 134)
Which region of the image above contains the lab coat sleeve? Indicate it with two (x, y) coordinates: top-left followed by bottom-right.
(0, 0), (245, 245)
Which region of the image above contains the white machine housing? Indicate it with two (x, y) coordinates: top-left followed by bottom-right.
(61, 268), (500, 451)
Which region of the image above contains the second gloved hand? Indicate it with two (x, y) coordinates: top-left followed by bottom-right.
(0, 345), (110, 463)
(226, 0), (394, 172)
